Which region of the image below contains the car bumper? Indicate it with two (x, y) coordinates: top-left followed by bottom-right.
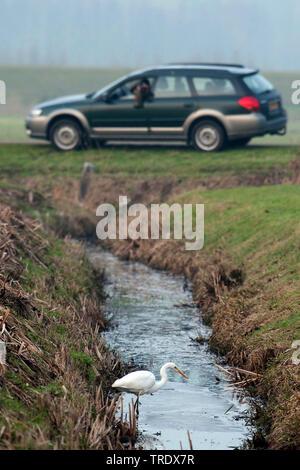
(226, 111), (287, 140)
(25, 116), (48, 139)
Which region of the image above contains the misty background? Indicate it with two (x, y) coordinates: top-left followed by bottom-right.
(1, 0), (300, 70)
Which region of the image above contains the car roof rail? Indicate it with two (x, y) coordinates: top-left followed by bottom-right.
(168, 62), (245, 68)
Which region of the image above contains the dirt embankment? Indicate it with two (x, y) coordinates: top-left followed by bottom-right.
(51, 159), (300, 209)
(0, 197), (136, 450)
(47, 173), (300, 450)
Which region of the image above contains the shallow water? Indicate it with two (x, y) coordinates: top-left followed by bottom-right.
(88, 247), (250, 450)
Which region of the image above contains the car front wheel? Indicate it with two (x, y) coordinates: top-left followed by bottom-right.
(50, 119), (82, 151)
(191, 120), (226, 152)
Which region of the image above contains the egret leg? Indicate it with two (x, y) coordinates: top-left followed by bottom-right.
(134, 392), (141, 417)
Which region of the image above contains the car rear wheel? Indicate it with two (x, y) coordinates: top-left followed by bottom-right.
(191, 120), (226, 152)
(50, 119), (82, 151)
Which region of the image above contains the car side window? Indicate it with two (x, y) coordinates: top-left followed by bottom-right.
(153, 75), (191, 98)
(110, 77), (155, 101)
(110, 79), (137, 101)
(192, 77), (236, 96)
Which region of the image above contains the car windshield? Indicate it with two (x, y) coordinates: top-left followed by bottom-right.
(243, 73), (274, 94)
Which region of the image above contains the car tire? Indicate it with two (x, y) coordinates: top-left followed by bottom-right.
(191, 120), (226, 152)
(49, 119), (82, 151)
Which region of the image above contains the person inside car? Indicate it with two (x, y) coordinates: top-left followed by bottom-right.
(130, 78), (153, 108)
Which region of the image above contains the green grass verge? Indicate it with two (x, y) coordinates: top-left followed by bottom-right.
(181, 184), (300, 276)
(0, 143), (298, 184)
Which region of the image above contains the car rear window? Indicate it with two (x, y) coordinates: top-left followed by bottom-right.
(243, 73), (274, 94)
(192, 77), (236, 96)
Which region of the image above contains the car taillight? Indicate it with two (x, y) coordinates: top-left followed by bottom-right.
(238, 96), (261, 112)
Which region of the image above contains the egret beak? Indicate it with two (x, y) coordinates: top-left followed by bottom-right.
(175, 367), (188, 379)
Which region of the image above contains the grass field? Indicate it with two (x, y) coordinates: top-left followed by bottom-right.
(0, 143), (299, 183)
(180, 184), (300, 281)
(0, 66), (299, 144)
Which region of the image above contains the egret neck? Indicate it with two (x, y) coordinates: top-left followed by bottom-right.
(149, 363), (178, 393)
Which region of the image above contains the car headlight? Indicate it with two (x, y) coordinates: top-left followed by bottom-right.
(30, 108), (42, 117)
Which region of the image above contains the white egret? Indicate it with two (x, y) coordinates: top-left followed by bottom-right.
(112, 362), (188, 413)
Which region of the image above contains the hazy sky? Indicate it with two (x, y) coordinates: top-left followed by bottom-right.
(1, 0), (299, 70)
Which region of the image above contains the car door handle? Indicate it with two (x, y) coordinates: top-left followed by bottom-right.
(183, 103), (194, 108)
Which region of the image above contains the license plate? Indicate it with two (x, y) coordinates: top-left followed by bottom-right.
(269, 101), (279, 111)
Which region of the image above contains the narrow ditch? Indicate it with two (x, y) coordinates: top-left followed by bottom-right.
(87, 246), (251, 450)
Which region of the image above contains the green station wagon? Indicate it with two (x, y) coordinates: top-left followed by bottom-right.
(26, 63), (287, 152)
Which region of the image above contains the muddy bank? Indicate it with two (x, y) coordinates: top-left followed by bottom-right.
(51, 161), (300, 210)
(0, 202), (134, 449)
